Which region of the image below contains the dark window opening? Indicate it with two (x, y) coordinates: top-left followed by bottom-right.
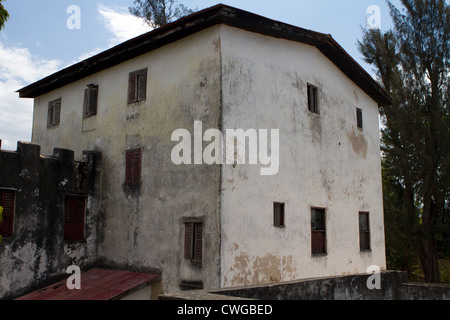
(0, 189), (15, 238)
(273, 202), (285, 227)
(307, 83), (319, 114)
(184, 222), (203, 261)
(128, 68), (147, 104)
(359, 212), (370, 251)
(64, 195), (86, 241)
(356, 108), (363, 129)
(47, 98), (61, 127)
(311, 208), (326, 254)
(84, 84), (98, 118)
(125, 149), (142, 185)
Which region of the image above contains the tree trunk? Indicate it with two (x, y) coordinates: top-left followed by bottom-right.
(419, 238), (441, 283)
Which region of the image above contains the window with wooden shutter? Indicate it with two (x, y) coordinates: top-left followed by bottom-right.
(311, 208), (326, 255)
(273, 202), (285, 227)
(128, 68), (147, 104)
(84, 84), (98, 118)
(307, 83), (319, 114)
(356, 108), (363, 129)
(184, 222), (203, 261)
(64, 195), (86, 241)
(0, 189), (15, 238)
(359, 212), (370, 251)
(47, 98), (61, 127)
(125, 149), (142, 185)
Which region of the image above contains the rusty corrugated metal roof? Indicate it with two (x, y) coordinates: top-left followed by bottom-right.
(15, 268), (160, 300)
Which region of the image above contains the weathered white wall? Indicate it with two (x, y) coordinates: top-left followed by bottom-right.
(31, 26), (223, 293)
(219, 25), (386, 288)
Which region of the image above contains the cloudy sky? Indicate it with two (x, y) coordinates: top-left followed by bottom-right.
(0, 0), (399, 151)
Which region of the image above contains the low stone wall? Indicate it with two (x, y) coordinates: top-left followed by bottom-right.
(211, 271), (408, 300)
(400, 282), (450, 300)
(160, 271), (450, 300)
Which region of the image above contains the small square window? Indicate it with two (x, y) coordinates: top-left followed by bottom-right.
(311, 208), (326, 254)
(307, 83), (319, 114)
(84, 84), (98, 118)
(359, 212), (370, 251)
(0, 189), (15, 238)
(273, 202), (285, 227)
(184, 222), (203, 261)
(47, 98), (61, 127)
(64, 195), (86, 241)
(125, 149), (142, 185)
(128, 68), (147, 104)
(356, 108), (363, 129)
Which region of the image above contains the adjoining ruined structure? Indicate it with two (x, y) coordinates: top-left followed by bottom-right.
(4, 5), (393, 298)
(0, 142), (100, 299)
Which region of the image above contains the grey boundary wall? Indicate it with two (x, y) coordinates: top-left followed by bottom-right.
(160, 271), (450, 300)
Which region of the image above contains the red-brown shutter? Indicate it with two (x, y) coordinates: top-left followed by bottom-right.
(125, 149), (141, 185)
(83, 88), (89, 117)
(194, 223), (203, 260)
(128, 73), (137, 104)
(137, 69), (147, 101)
(64, 195), (86, 241)
(125, 151), (133, 185)
(48, 104), (54, 126)
(0, 190), (15, 238)
(184, 222), (194, 259)
(54, 100), (61, 124)
(89, 86), (98, 115)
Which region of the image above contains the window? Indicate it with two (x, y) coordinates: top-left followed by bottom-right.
(47, 98), (61, 127)
(125, 149), (142, 185)
(64, 195), (86, 241)
(0, 189), (15, 238)
(128, 68), (147, 104)
(311, 208), (326, 254)
(359, 212), (370, 251)
(307, 83), (319, 114)
(273, 202), (285, 227)
(84, 84), (98, 118)
(356, 108), (363, 129)
(184, 222), (203, 261)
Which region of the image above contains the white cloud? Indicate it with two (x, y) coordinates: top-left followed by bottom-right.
(73, 5), (152, 64)
(97, 4), (153, 46)
(0, 42), (61, 150)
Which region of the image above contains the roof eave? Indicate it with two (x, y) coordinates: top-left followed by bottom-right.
(17, 4), (391, 106)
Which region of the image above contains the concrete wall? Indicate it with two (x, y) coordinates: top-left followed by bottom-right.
(162, 271), (450, 300)
(219, 25), (386, 287)
(0, 142), (99, 299)
(31, 27), (223, 293)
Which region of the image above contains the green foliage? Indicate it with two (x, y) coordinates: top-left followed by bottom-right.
(0, 0), (9, 31)
(129, 0), (196, 29)
(358, 0), (450, 283)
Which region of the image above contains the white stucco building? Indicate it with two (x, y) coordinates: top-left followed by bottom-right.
(17, 5), (391, 293)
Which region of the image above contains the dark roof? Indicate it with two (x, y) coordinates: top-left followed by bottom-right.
(17, 4), (391, 106)
(15, 268), (160, 300)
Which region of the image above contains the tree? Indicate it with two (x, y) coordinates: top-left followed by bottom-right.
(358, 0), (450, 283)
(0, 0), (9, 31)
(129, 0), (195, 29)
